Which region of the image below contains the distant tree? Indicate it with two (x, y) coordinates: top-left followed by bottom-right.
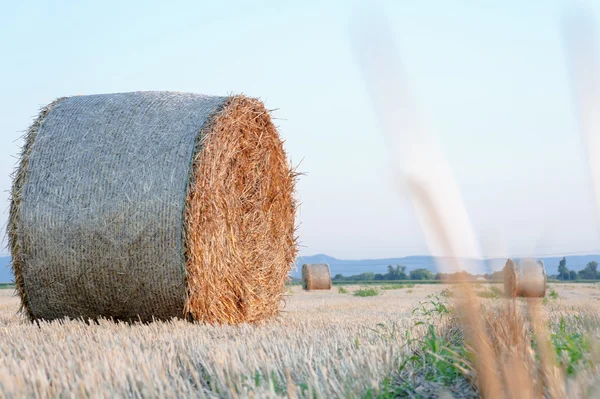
(409, 268), (434, 280)
(569, 270), (578, 281)
(385, 265), (407, 280)
(578, 261), (599, 280)
(589, 261), (598, 276)
(557, 257), (569, 280)
(333, 274), (345, 281)
(353, 272), (375, 281)
(397, 265), (408, 280)
(386, 265), (396, 280)
(374, 273), (385, 280)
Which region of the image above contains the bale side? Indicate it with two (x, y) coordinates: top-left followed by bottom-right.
(8, 98), (66, 319)
(503, 258), (518, 299)
(517, 259), (547, 298)
(10, 92), (228, 321)
(302, 264), (331, 290)
(184, 96), (298, 324)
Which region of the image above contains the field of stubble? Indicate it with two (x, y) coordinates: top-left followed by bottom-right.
(1, 283), (599, 398)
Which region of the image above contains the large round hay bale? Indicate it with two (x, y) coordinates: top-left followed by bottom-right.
(503, 258), (518, 299)
(516, 259), (547, 298)
(8, 91), (298, 324)
(301, 264), (332, 290)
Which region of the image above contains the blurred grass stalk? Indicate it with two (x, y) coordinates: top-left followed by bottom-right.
(563, 5), (600, 226)
(351, 9), (575, 397)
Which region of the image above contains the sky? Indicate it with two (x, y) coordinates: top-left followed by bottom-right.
(2, 1), (600, 259)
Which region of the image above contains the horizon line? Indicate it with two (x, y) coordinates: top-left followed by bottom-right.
(298, 251), (600, 261)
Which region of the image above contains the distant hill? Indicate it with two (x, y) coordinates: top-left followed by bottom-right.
(0, 257), (12, 283)
(293, 254), (600, 278)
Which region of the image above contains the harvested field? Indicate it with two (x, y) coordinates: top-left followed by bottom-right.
(1, 283), (599, 398)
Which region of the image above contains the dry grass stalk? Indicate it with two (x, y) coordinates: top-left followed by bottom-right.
(405, 179), (562, 397)
(503, 258), (518, 299)
(527, 299), (565, 398)
(452, 267), (563, 399)
(455, 289), (565, 398)
(404, 177), (503, 397)
(455, 283), (503, 398)
(301, 264), (332, 291)
(351, 10), (590, 396)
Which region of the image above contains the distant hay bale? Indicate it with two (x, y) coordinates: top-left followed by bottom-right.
(9, 91), (298, 324)
(516, 259), (547, 298)
(503, 258), (518, 299)
(302, 264), (332, 290)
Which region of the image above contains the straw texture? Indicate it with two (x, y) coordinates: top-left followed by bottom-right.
(301, 264), (332, 290)
(516, 259), (547, 298)
(8, 91), (297, 323)
(503, 258), (518, 299)
(184, 96), (298, 324)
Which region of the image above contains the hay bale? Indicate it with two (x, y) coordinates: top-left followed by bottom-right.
(301, 264), (332, 290)
(516, 259), (547, 298)
(8, 91), (298, 324)
(503, 258), (518, 299)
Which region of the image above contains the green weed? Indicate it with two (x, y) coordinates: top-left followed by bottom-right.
(361, 377), (397, 399)
(354, 288), (379, 297)
(552, 317), (591, 376)
(369, 322), (402, 342)
(413, 296), (452, 319)
(413, 324), (468, 384)
(476, 288), (500, 299)
(394, 297), (470, 396)
(381, 284), (405, 290)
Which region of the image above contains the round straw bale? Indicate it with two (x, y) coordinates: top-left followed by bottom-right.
(503, 258), (518, 299)
(516, 259), (547, 298)
(8, 91), (298, 324)
(301, 263), (332, 290)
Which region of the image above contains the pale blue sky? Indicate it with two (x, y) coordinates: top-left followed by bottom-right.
(2, 1), (599, 259)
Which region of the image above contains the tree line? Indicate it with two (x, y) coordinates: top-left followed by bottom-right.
(333, 265), (435, 281)
(555, 257), (599, 280)
(331, 257), (600, 282)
